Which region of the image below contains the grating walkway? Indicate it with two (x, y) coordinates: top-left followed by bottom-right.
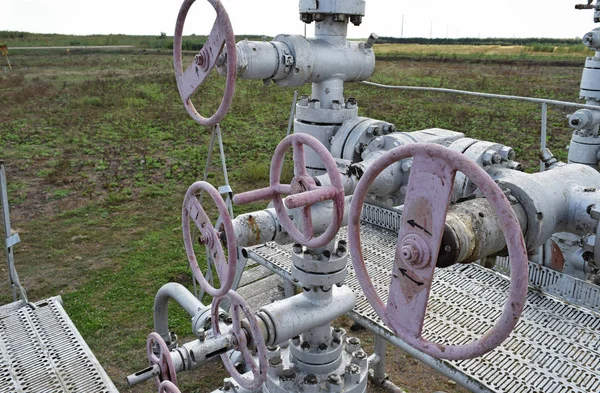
(0, 297), (119, 393)
(248, 219), (600, 393)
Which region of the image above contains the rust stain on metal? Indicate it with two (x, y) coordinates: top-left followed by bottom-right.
(247, 215), (262, 244)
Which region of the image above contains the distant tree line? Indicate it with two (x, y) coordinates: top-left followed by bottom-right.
(376, 36), (582, 46)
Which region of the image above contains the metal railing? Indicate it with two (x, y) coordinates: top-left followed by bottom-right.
(0, 160), (28, 303)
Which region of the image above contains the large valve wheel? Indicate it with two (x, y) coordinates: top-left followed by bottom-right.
(211, 290), (267, 390)
(174, 0), (237, 126)
(182, 181), (237, 297)
(147, 332), (178, 387)
(159, 381), (182, 393)
(233, 133), (345, 248)
(348, 143), (528, 360)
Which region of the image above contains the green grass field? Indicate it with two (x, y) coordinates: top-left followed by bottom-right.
(0, 44), (588, 392)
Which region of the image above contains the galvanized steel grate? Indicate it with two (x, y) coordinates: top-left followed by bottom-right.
(248, 206), (600, 393)
(0, 297), (119, 393)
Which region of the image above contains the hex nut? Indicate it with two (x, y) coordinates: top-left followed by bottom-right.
(401, 160), (412, 172)
(499, 146), (516, 161)
(298, 95), (309, 106)
(345, 337), (361, 353)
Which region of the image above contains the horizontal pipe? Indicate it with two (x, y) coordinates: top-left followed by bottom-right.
(258, 285), (356, 346)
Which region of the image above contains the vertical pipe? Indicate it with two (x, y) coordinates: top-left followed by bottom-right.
(371, 334), (387, 382)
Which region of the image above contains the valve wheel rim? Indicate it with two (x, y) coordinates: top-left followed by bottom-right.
(211, 290), (267, 390)
(233, 133), (345, 248)
(159, 380), (182, 393)
(348, 143), (528, 360)
(173, 0), (237, 127)
(182, 181), (237, 297)
(147, 332), (178, 387)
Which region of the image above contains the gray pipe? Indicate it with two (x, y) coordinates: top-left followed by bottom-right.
(154, 283), (206, 341)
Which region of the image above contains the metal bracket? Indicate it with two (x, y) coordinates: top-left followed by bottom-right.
(6, 233), (20, 249)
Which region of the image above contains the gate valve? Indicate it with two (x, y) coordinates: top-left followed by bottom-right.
(233, 133), (345, 248)
(147, 332), (178, 387)
(211, 290), (267, 390)
(348, 143), (529, 360)
(174, 0), (237, 126)
(182, 181), (237, 297)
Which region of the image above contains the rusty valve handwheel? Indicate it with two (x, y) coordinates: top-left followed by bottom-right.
(159, 381), (182, 393)
(233, 133), (345, 248)
(182, 181), (237, 297)
(147, 332), (178, 387)
(174, 0), (237, 126)
(348, 143), (528, 360)
(212, 290), (267, 390)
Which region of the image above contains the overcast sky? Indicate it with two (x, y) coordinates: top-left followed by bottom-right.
(3, 0), (596, 39)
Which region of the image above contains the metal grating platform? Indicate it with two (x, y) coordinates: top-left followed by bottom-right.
(0, 296), (119, 393)
(248, 210), (600, 393)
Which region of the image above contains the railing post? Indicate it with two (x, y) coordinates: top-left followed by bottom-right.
(539, 103), (552, 267)
(1, 161), (27, 303)
(540, 103), (548, 173)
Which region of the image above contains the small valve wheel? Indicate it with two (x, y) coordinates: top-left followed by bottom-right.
(174, 0), (237, 126)
(159, 381), (182, 393)
(233, 133), (345, 248)
(182, 181), (237, 297)
(348, 143), (529, 360)
(147, 332), (178, 387)
(211, 290), (267, 390)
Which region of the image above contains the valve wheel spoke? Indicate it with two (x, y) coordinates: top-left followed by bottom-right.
(174, 0), (237, 126)
(348, 143), (529, 360)
(147, 332), (177, 387)
(182, 181), (237, 297)
(233, 133), (344, 248)
(211, 290), (267, 390)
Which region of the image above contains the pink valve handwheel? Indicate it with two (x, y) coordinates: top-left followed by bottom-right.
(174, 0), (237, 126)
(211, 290), (267, 390)
(348, 143), (528, 360)
(233, 133), (345, 248)
(147, 332), (178, 387)
(159, 381), (182, 393)
(182, 181), (237, 297)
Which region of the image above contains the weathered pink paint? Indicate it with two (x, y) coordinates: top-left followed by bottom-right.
(233, 133), (345, 248)
(348, 143), (529, 360)
(182, 181), (237, 297)
(211, 290), (267, 390)
(147, 332), (178, 387)
(174, 0), (237, 126)
(159, 381), (182, 393)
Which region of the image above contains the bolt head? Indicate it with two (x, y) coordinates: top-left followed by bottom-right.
(350, 15), (363, 26)
(298, 95), (309, 106)
(401, 160), (412, 172)
(373, 136), (385, 149)
(308, 99), (321, 109)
